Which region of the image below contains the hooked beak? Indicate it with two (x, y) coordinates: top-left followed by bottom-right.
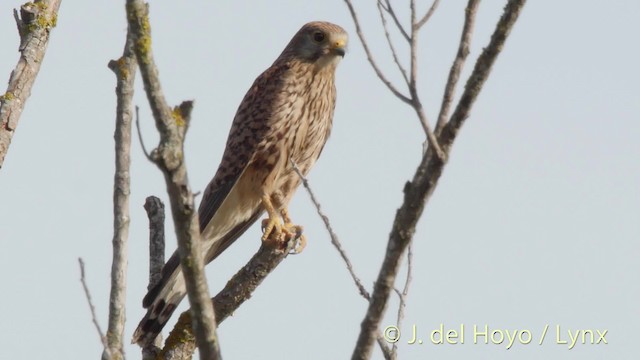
(331, 39), (347, 57)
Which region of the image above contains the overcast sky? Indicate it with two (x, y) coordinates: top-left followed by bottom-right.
(0, 1), (638, 359)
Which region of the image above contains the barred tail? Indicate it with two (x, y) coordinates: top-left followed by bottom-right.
(131, 254), (186, 346)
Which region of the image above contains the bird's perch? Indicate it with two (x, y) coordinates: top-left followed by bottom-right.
(160, 240), (296, 358)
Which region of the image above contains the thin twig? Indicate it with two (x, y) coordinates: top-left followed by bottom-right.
(376, 1), (409, 86)
(135, 106), (153, 161)
(435, 0), (480, 136)
(78, 258), (111, 358)
(0, 0), (61, 169)
(381, 0), (410, 42)
(416, 0), (441, 29)
(343, 0), (412, 105)
(391, 243), (413, 358)
(103, 24), (137, 360)
(351, 1), (528, 358)
(408, 0), (445, 159)
(291, 161), (370, 300)
(291, 161), (393, 359)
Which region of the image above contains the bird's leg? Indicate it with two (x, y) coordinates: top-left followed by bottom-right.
(261, 194), (284, 244)
(280, 207), (306, 254)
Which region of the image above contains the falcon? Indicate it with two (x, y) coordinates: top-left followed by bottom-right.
(132, 21), (348, 346)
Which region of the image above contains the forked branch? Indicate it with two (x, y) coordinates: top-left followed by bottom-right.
(348, 0), (528, 358)
(124, 1), (221, 359)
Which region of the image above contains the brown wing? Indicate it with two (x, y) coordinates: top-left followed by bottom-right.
(142, 62), (289, 308)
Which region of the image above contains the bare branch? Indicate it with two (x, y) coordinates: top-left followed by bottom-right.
(78, 258), (111, 358)
(142, 196), (166, 358)
(347, 0), (442, 159)
(351, 1), (527, 358)
(144, 196), (166, 291)
(103, 27), (137, 360)
(435, 0), (480, 136)
(343, 0), (412, 105)
(416, 0), (441, 30)
(0, 0), (61, 169)
(291, 161), (370, 300)
(125, 1), (221, 359)
(380, 0), (410, 42)
(376, 2), (409, 86)
(441, 0), (527, 148)
(160, 240), (297, 359)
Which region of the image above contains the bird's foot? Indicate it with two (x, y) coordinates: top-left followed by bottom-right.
(283, 224), (306, 254)
(261, 217), (283, 244)
(261, 218), (306, 253)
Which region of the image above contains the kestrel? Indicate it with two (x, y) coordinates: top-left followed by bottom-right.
(132, 21), (348, 346)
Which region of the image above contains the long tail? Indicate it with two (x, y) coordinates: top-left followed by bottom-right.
(131, 209), (263, 347)
(131, 252), (185, 346)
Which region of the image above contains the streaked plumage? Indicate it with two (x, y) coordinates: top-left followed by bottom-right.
(132, 21), (348, 346)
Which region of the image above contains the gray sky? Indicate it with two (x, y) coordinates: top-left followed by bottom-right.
(1, 1), (638, 359)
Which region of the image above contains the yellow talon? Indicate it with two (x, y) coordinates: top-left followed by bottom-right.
(261, 199), (308, 252)
(261, 217), (282, 242)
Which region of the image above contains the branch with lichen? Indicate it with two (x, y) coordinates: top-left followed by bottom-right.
(0, 0), (61, 169)
(348, 0), (528, 359)
(103, 24), (137, 360)
(157, 238), (297, 359)
(124, 1), (221, 359)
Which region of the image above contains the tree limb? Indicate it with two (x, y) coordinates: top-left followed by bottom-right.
(435, 0), (480, 136)
(440, 0), (526, 147)
(143, 196), (166, 359)
(160, 240), (296, 359)
(124, 1), (221, 359)
(144, 196), (166, 292)
(351, 1), (527, 358)
(103, 26), (137, 360)
(0, 0), (61, 169)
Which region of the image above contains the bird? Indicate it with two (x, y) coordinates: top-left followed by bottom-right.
(132, 21), (348, 346)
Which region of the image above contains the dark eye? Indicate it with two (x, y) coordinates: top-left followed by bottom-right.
(312, 31), (325, 43)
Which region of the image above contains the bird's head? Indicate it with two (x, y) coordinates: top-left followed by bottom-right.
(281, 21), (348, 69)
